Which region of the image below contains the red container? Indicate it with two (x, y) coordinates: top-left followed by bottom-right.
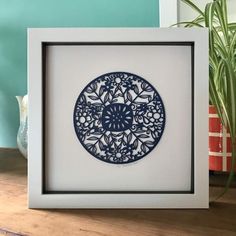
(209, 105), (236, 172)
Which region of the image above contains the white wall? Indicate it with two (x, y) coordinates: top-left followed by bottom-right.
(178, 0), (236, 22)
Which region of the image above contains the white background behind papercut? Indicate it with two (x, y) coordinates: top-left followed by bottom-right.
(45, 45), (192, 191)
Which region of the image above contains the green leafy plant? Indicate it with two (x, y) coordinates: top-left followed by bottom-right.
(178, 0), (236, 197)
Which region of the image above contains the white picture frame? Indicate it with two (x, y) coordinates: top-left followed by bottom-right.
(28, 28), (208, 208)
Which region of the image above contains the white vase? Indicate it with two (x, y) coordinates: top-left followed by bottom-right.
(16, 95), (28, 158)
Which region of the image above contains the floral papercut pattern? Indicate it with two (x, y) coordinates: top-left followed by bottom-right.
(73, 72), (165, 164)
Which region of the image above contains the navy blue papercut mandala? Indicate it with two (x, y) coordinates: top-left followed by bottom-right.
(73, 72), (165, 164)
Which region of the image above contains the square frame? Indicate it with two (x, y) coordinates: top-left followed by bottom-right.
(28, 28), (208, 208)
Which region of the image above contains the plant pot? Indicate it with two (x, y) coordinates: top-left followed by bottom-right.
(209, 105), (236, 172)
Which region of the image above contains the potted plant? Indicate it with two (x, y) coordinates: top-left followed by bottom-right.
(178, 0), (236, 196)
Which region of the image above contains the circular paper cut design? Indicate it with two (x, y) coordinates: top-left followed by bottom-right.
(73, 72), (165, 164)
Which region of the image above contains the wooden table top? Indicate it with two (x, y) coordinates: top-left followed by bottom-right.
(0, 149), (236, 236)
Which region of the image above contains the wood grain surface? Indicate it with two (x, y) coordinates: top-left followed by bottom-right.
(0, 149), (235, 236)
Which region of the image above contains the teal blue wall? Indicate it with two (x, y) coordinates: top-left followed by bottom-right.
(0, 0), (159, 147)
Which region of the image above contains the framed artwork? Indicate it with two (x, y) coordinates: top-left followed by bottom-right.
(28, 28), (209, 208)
